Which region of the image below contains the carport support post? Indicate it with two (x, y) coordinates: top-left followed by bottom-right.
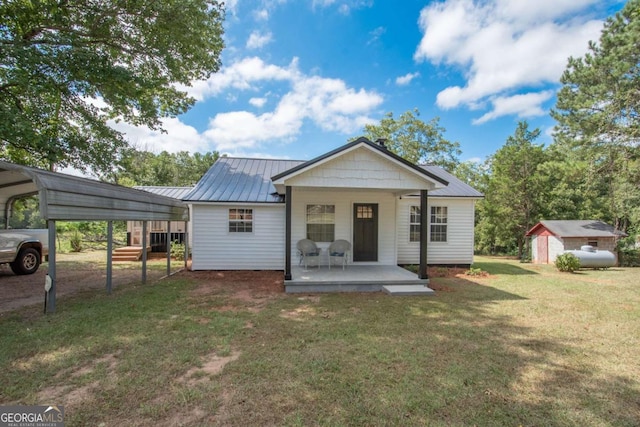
(141, 221), (147, 284)
(46, 220), (57, 313)
(284, 186), (292, 280)
(419, 190), (429, 280)
(106, 221), (113, 294)
(166, 221), (171, 277)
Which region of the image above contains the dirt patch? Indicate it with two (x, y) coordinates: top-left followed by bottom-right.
(187, 270), (284, 312)
(37, 382), (97, 413)
(179, 351), (241, 386)
(0, 251), (177, 314)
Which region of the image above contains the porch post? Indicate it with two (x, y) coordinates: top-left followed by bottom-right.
(419, 189), (429, 279)
(285, 186), (292, 280)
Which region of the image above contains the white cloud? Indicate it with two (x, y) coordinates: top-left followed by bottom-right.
(367, 26), (386, 45)
(202, 57), (383, 150)
(249, 97), (267, 107)
(181, 56), (297, 101)
(473, 90), (555, 124)
(246, 31), (273, 49)
(395, 72), (420, 86)
(124, 56), (383, 153)
(414, 0), (609, 122)
(253, 9), (269, 21)
(313, 0), (374, 14)
(110, 118), (210, 154)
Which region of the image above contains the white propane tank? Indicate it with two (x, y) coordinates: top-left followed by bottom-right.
(564, 246), (616, 268)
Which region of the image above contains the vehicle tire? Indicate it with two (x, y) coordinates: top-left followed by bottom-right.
(10, 248), (41, 275)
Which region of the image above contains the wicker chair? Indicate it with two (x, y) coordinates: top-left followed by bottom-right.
(328, 239), (351, 270)
(297, 239), (321, 269)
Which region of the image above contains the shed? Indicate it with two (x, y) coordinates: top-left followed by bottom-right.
(0, 160), (189, 312)
(526, 220), (627, 264)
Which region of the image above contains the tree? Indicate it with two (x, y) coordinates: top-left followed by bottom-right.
(112, 149), (219, 187)
(359, 109), (461, 170)
(476, 121), (547, 258)
(552, 0), (640, 233)
(0, 0), (225, 174)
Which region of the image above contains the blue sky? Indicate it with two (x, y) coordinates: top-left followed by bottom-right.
(113, 0), (626, 165)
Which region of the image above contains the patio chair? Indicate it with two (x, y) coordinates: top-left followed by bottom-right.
(328, 239), (351, 270)
(297, 239), (321, 269)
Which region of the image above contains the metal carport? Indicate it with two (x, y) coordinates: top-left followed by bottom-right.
(0, 160), (189, 313)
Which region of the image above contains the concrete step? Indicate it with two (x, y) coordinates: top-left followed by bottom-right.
(382, 285), (435, 296)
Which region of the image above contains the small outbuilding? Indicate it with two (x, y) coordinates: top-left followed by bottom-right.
(526, 220), (627, 264)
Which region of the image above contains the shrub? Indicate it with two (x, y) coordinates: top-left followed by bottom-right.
(171, 240), (186, 261)
(618, 247), (640, 267)
(555, 253), (581, 273)
(465, 267), (485, 276)
(69, 231), (83, 252)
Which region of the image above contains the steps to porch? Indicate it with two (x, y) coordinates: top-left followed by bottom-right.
(286, 265), (435, 295)
(111, 246), (151, 262)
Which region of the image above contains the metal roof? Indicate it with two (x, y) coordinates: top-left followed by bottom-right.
(184, 156), (482, 203)
(526, 220), (627, 238)
(184, 157), (304, 203)
(134, 186), (194, 200)
(422, 166), (484, 198)
(0, 161), (188, 221)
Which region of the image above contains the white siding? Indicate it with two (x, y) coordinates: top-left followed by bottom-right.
(191, 204), (285, 270)
(396, 197), (476, 265)
(291, 188), (397, 266)
(286, 147), (437, 190)
(548, 236), (565, 262)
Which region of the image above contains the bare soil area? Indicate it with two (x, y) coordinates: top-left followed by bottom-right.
(0, 251), (181, 314)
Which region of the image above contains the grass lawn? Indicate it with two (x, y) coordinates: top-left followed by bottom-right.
(0, 257), (638, 426)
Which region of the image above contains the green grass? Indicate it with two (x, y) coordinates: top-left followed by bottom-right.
(1, 257), (639, 426)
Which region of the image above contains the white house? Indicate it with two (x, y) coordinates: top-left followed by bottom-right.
(183, 138), (483, 284)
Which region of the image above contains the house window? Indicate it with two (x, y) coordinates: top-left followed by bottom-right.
(430, 206), (447, 242)
(409, 206), (421, 242)
(587, 240), (598, 247)
(229, 208), (253, 232)
(306, 204), (335, 242)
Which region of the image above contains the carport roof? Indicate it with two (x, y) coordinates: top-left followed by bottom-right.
(0, 161), (188, 222)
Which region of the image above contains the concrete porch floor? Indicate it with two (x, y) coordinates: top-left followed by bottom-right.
(286, 265), (434, 295)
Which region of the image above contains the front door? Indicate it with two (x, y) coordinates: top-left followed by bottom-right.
(353, 203), (378, 262)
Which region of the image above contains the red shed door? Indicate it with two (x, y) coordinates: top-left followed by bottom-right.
(538, 235), (548, 264)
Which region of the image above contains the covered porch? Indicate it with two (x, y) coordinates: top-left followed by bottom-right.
(286, 265), (434, 295)
(272, 138), (450, 287)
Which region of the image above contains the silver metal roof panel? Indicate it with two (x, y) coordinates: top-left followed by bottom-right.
(184, 157), (304, 203)
(134, 186), (194, 200)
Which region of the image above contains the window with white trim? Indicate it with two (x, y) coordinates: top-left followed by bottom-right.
(306, 204), (335, 242)
(430, 206), (447, 242)
(229, 208), (253, 232)
(409, 206), (421, 242)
